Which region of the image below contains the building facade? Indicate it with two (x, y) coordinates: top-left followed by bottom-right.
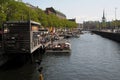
(68, 18), (76, 22)
(45, 7), (66, 19)
(16, 0), (22, 2)
(25, 3), (38, 9)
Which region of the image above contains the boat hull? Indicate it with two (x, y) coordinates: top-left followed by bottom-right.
(45, 49), (71, 53)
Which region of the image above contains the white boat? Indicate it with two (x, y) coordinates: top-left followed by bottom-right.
(45, 40), (71, 53)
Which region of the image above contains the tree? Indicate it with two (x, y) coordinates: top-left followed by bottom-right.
(35, 8), (48, 27)
(0, 1), (77, 29)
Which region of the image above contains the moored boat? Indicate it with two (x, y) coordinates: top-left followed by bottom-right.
(45, 40), (71, 53)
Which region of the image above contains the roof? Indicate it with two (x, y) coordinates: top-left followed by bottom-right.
(4, 20), (41, 25)
(68, 18), (76, 22)
(55, 10), (66, 18)
(45, 7), (66, 18)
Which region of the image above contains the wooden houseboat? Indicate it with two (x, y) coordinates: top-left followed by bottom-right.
(2, 20), (42, 54)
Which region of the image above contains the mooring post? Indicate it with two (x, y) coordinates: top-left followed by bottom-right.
(30, 53), (34, 63)
(38, 47), (41, 59)
(38, 67), (44, 80)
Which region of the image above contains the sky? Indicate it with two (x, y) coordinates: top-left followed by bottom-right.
(22, 0), (120, 23)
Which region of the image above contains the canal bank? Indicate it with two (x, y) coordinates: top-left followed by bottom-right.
(92, 31), (120, 42)
(0, 47), (45, 67)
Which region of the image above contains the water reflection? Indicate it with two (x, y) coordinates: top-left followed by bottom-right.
(45, 52), (71, 57)
(41, 33), (120, 80)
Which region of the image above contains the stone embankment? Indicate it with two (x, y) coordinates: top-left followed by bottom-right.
(92, 31), (120, 42)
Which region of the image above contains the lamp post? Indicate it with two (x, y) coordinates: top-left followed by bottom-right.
(114, 8), (117, 30)
(115, 8), (117, 20)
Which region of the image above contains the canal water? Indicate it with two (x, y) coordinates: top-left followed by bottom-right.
(0, 32), (120, 80)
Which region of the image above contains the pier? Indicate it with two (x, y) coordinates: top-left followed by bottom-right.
(92, 30), (120, 42)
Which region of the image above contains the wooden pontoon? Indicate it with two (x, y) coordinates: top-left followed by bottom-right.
(45, 40), (71, 53)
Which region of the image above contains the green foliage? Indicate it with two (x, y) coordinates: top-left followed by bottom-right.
(35, 8), (48, 27)
(0, 12), (6, 26)
(0, 1), (77, 29)
(0, 0), (14, 5)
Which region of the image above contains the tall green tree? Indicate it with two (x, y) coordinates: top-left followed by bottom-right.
(0, 0), (77, 29)
(35, 8), (48, 27)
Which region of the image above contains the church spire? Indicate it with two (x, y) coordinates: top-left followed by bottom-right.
(102, 10), (106, 22)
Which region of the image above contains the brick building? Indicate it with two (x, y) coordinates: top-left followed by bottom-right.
(45, 7), (66, 19)
(68, 18), (76, 22)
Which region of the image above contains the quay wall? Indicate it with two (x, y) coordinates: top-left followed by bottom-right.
(0, 50), (8, 67)
(92, 31), (120, 42)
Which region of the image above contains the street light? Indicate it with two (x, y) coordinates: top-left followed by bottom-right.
(114, 7), (117, 30)
(115, 7), (117, 20)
